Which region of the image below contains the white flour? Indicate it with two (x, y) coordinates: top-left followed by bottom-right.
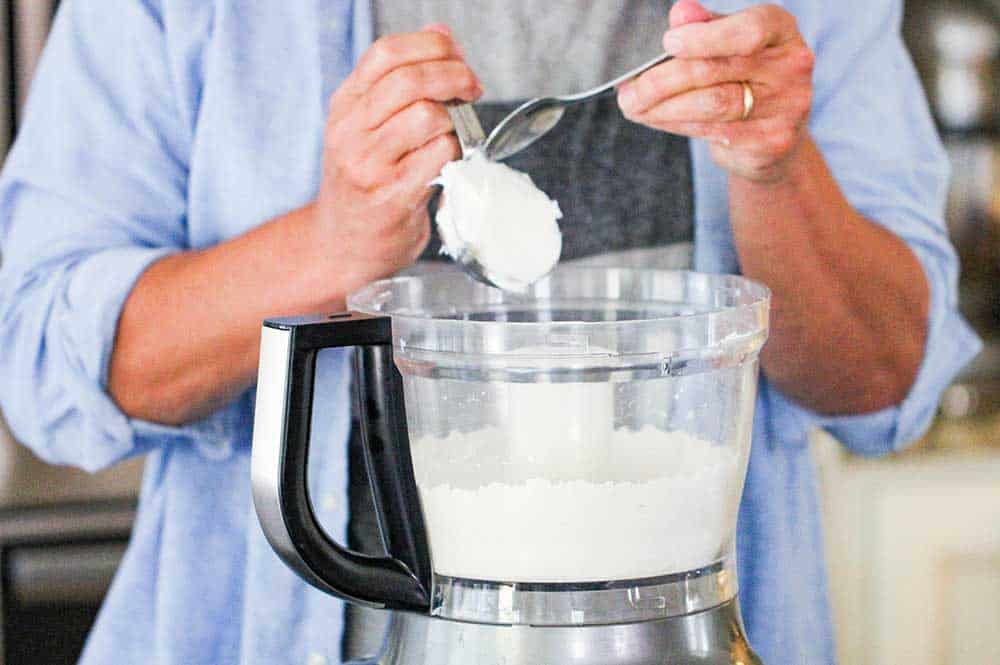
(412, 425), (740, 583)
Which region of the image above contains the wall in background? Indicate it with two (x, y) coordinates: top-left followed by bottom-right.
(0, 0), (59, 157)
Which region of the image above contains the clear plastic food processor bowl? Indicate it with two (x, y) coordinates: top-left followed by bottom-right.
(348, 267), (769, 626)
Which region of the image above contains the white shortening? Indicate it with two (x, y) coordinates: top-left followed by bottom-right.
(433, 152), (562, 291)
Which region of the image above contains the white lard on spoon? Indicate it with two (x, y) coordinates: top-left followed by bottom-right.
(432, 151), (563, 292)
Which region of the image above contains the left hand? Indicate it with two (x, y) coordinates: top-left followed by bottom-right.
(617, 1), (815, 183)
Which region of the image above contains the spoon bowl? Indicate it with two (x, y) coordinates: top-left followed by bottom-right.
(452, 247), (504, 290)
(442, 105), (508, 289)
(484, 102), (566, 163)
(440, 52), (673, 289)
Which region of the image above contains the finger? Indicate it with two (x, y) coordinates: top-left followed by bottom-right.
(618, 55), (753, 117)
(717, 118), (803, 158)
(367, 204), (430, 273)
(327, 109), (456, 196)
(367, 100), (455, 164)
(653, 117), (799, 154)
(401, 206), (432, 265)
(395, 133), (461, 199)
(360, 60), (481, 130)
(422, 22), (474, 62)
(669, 0), (720, 28)
(634, 82), (764, 125)
(331, 30), (461, 109)
(374, 191), (432, 255)
(660, 118), (773, 145)
(662, 5), (798, 58)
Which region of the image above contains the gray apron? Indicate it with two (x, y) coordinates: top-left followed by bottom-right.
(343, 96), (695, 661)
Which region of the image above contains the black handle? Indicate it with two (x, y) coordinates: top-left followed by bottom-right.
(250, 312), (431, 611)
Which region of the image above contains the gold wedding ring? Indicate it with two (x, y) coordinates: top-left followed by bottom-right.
(740, 81), (755, 121)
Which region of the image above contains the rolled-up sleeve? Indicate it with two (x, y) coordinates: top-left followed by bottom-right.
(802, 0), (981, 455)
(0, 0), (200, 471)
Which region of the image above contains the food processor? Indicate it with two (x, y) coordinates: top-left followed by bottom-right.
(251, 267), (769, 664)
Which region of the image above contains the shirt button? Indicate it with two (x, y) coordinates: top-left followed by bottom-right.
(307, 652), (327, 665)
(321, 494), (338, 512)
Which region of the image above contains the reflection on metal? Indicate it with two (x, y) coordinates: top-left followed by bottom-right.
(351, 600), (762, 665)
(8, 542), (125, 605)
(430, 564), (737, 626)
(0, 499), (135, 663)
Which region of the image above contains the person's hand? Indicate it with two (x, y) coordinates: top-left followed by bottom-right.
(616, 1), (814, 183)
(311, 25), (481, 298)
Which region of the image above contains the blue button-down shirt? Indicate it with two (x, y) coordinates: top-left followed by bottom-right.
(0, 1), (981, 664)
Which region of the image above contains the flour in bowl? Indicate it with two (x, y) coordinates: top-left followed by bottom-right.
(411, 425), (741, 583)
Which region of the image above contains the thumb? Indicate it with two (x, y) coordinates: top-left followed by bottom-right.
(668, 1), (718, 28)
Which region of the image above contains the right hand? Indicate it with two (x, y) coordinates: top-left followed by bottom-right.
(310, 25), (482, 300)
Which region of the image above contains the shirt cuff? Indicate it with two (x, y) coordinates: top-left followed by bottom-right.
(52, 245), (202, 470)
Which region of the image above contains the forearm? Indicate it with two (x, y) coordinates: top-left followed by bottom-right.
(729, 137), (929, 415)
(109, 28), (476, 427)
(108, 204), (347, 425)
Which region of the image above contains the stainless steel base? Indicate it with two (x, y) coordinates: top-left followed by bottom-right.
(351, 600), (763, 665)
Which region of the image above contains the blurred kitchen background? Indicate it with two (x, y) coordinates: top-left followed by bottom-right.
(0, 0), (998, 664)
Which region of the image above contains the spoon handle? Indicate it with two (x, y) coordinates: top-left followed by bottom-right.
(560, 52), (674, 104)
(447, 103), (487, 155)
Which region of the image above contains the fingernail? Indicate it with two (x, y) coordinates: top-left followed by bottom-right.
(662, 34), (683, 55)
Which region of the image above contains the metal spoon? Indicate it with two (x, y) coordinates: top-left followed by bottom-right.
(446, 102), (488, 156)
(440, 52), (673, 288)
(448, 51), (674, 162)
(483, 52), (675, 161)
(442, 103), (509, 288)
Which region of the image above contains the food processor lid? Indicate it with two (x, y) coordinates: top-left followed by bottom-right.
(347, 268), (769, 371)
